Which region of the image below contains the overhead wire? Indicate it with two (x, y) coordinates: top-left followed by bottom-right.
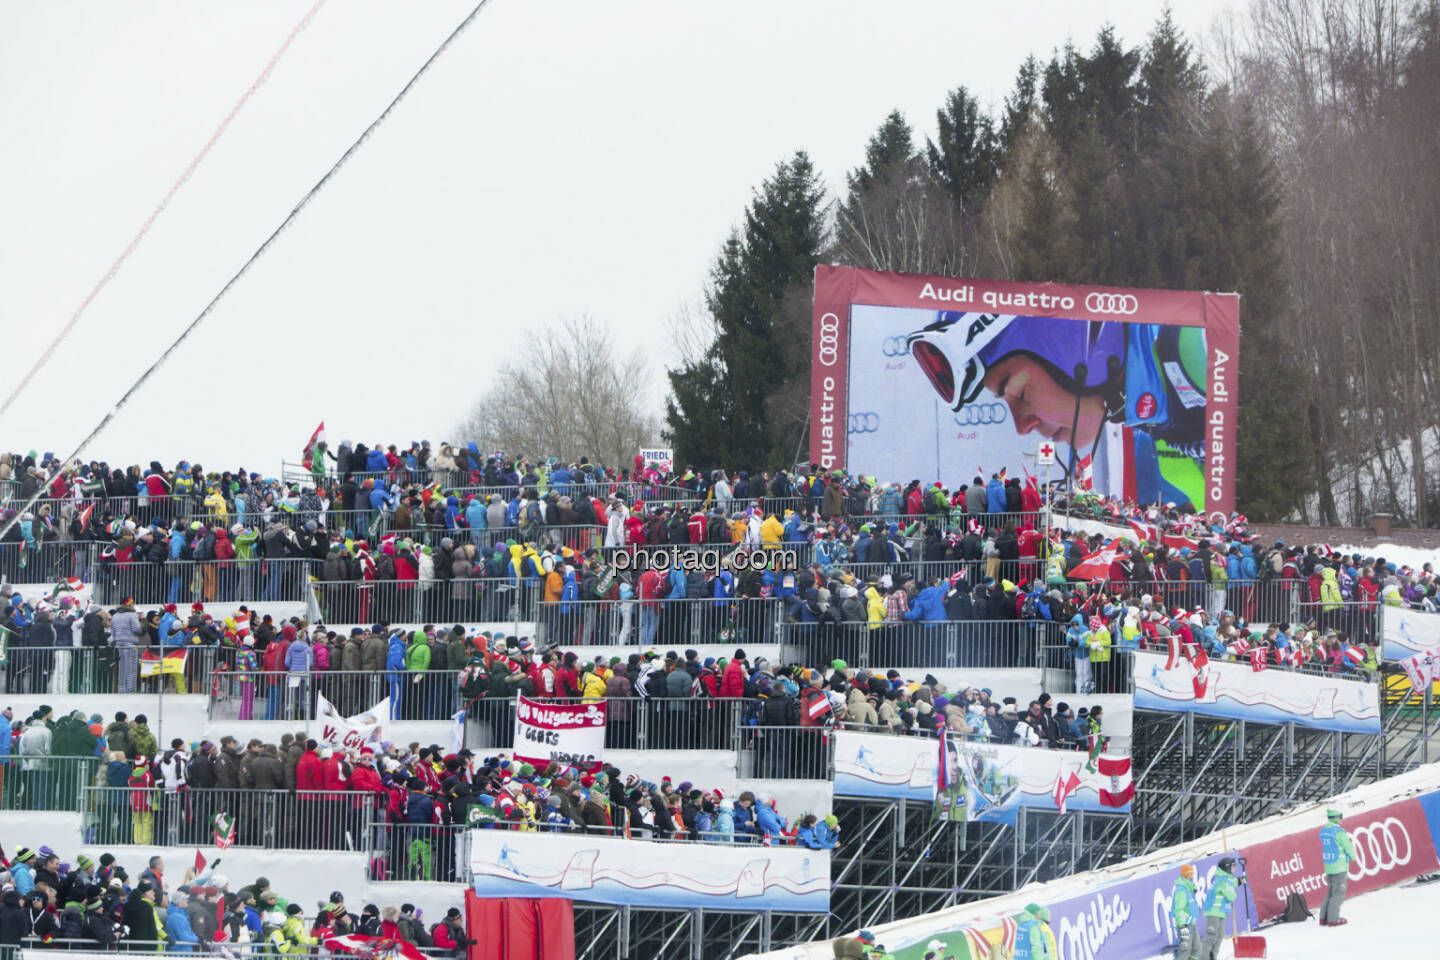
(0, 0), (330, 419)
(0, 0), (497, 546)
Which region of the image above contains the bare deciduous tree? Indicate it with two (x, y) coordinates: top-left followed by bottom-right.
(454, 316), (658, 471)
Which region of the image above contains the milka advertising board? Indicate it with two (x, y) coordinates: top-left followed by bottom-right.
(810, 266), (1239, 517)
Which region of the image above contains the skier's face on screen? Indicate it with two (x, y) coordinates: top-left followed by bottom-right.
(981, 354), (1105, 450)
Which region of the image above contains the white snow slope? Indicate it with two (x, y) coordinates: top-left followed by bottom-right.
(1141, 878), (1439, 960)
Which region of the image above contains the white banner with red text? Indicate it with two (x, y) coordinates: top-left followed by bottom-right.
(512, 695), (606, 774)
(314, 691), (387, 750)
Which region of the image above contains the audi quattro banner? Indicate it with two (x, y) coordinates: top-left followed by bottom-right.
(1382, 605), (1440, 661)
(810, 265), (1240, 518)
(469, 830), (829, 912)
(1131, 650), (1381, 734)
(512, 695), (606, 774)
(833, 730), (937, 800)
(1241, 797), (1440, 920)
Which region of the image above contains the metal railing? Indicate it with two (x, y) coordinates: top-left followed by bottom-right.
(367, 822), (470, 883)
(538, 597), (780, 649)
(1083, 578), (1301, 623)
(84, 557), (313, 605)
(20, 940), (461, 958)
(2, 645), (236, 695)
(80, 787), (376, 850)
(736, 724), (834, 780)
(1, 755), (103, 811)
(207, 670), (464, 722)
(463, 697), (748, 752)
(314, 576), (529, 625)
(778, 619), (1061, 669)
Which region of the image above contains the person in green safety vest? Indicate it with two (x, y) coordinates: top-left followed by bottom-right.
(1170, 863), (1201, 960)
(1199, 857), (1238, 960)
(1012, 903), (1051, 960)
(1318, 807), (1356, 926)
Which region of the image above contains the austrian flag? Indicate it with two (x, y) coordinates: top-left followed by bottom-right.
(1053, 767), (1082, 815)
(1096, 755), (1134, 807)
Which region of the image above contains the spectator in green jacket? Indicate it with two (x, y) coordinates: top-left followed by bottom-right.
(1171, 864), (1201, 960)
(1199, 857), (1238, 960)
(1318, 808), (1355, 926)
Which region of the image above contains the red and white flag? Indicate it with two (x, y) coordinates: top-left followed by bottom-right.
(1128, 519), (1156, 545)
(1162, 530), (1201, 552)
(1075, 455), (1093, 492)
(1096, 755), (1134, 807)
(1069, 538), (1123, 581)
(1400, 650), (1439, 690)
(1343, 645), (1366, 666)
(1053, 767), (1082, 815)
(323, 935), (428, 960)
(962, 927), (993, 960)
(1165, 635), (1184, 671)
(1248, 649), (1268, 672)
(1187, 644), (1212, 699)
(301, 421), (326, 470)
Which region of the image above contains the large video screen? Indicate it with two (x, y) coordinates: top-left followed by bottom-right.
(809, 266), (1239, 518)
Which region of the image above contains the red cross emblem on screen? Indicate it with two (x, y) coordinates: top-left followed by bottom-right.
(1039, 443), (1054, 459)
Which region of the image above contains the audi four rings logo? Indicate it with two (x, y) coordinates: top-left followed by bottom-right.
(1085, 292), (1139, 314)
(1348, 817), (1412, 878)
(881, 336), (909, 357)
(849, 412), (880, 433)
(817, 313), (840, 366)
(954, 403), (1008, 426)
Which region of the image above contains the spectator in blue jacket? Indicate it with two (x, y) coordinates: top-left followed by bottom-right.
(754, 795), (786, 838)
(386, 631), (408, 719)
(164, 894), (200, 953)
(733, 792), (757, 840)
(465, 496), (487, 532)
(158, 605), (187, 647)
(167, 522), (187, 603)
(798, 814), (841, 849)
(986, 474), (1007, 514)
(904, 578), (948, 622)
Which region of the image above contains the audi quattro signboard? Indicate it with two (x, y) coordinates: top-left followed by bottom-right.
(1240, 797), (1440, 920)
(810, 265), (1240, 518)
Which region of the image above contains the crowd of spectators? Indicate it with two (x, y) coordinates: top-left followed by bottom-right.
(0, 447), (1431, 707)
(0, 844), (464, 955)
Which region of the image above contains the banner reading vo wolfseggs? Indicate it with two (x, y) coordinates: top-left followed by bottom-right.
(512, 695), (605, 773)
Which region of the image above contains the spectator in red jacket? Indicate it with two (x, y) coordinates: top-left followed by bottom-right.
(719, 654), (746, 698)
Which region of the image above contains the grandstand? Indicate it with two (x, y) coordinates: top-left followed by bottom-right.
(2, 446), (1438, 960)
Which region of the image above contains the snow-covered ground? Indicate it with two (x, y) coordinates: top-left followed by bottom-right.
(1333, 542), (1440, 570)
(1141, 879), (1438, 960)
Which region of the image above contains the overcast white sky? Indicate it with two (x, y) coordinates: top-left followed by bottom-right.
(0, 0), (1233, 476)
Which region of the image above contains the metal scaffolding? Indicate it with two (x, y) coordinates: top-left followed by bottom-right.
(558, 684), (1434, 959)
